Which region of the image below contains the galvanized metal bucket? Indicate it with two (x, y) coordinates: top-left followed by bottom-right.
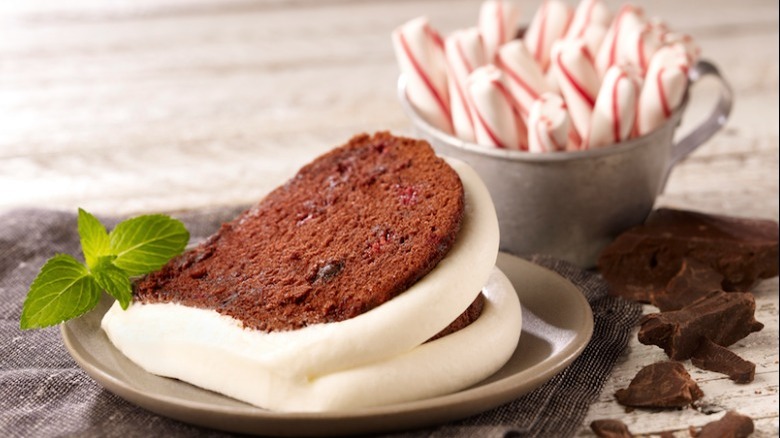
(398, 60), (733, 267)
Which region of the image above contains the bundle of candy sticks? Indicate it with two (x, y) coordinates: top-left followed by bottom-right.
(393, 0), (699, 152)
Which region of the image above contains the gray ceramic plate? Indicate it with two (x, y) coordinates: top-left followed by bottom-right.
(61, 252), (593, 436)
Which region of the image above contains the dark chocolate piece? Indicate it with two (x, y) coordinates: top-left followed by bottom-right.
(638, 291), (764, 360)
(598, 208), (778, 303)
(615, 361), (703, 408)
(653, 258), (725, 312)
(691, 338), (756, 383)
(590, 419), (633, 437)
(695, 411), (754, 438)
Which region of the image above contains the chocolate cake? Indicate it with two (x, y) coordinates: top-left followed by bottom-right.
(133, 132), (467, 332)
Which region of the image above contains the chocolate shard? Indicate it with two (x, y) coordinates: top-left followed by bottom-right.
(638, 291), (764, 360)
(615, 361), (703, 408)
(695, 411), (754, 438)
(691, 338), (756, 384)
(590, 419), (633, 437)
(598, 208), (779, 302)
(653, 258), (725, 312)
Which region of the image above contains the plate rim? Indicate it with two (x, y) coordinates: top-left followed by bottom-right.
(61, 252), (594, 435)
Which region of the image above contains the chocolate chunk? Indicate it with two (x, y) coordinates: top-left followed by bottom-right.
(615, 361), (703, 408)
(638, 291), (764, 360)
(691, 338), (756, 383)
(695, 411), (754, 438)
(590, 419), (633, 437)
(598, 208), (779, 303)
(653, 258), (725, 312)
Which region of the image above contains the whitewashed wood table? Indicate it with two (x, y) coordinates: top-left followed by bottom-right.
(1, 0), (777, 436)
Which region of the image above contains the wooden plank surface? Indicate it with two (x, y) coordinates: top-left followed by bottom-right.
(1, 0), (777, 436)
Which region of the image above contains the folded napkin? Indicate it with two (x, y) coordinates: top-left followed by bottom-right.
(0, 208), (641, 438)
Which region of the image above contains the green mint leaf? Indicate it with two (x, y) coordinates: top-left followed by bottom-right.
(92, 255), (133, 310)
(20, 254), (101, 329)
(78, 208), (111, 269)
(109, 214), (189, 276)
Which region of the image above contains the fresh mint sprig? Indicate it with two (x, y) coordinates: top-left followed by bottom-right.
(20, 208), (189, 330)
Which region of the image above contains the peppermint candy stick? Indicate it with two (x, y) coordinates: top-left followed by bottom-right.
(565, 0), (612, 41)
(392, 17), (452, 134)
(528, 93), (571, 153)
(552, 38), (600, 140)
(577, 23), (609, 60)
(524, 0), (574, 72)
(478, 0), (521, 62)
(467, 65), (527, 150)
(445, 28), (488, 142)
(636, 45), (691, 135)
(664, 32), (701, 65)
(595, 4), (645, 77)
(619, 23), (664, 76)
(496, 40), (552, 119)
(588, 65), (641, 148)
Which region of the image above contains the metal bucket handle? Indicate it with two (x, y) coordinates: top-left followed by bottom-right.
(666, 59), (734, 173)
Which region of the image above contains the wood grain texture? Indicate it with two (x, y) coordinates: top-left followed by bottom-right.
(1, 0), (777, 436)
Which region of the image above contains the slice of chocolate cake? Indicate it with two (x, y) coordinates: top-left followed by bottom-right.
(102, 132), (522, 412)
(133, 131), (466, 332)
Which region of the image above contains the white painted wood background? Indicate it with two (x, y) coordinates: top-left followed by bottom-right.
(1, 0), (777, 436)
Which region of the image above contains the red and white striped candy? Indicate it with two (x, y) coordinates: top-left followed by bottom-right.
(577, 23), (609, 60)
(567, 121), (584, 150)
(636, 45), (691, 135)
(618, 24), (664, 76)
(392, 16), (452, 134)
(478, 0), (521, 63)
(544, 63), (561, 94)
(552, 38), (600, 140)
(496, 39), (552, 119)
(565, 0), (612, 43)
(524, 0), (574, 72)
(595, 4), (645, 77)
(466, 64), (527, 150)
(445, 27), (488, 142)
(528, 93), (571, 153)
(647, 18), (670, 42)
(587, 65), (641, 148)
(663, 32), (701, 65)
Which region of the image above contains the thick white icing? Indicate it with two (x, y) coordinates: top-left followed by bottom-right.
(101, 158), (521, 411)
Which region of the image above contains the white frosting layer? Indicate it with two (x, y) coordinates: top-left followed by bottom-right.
(102, 158), (520, 412)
